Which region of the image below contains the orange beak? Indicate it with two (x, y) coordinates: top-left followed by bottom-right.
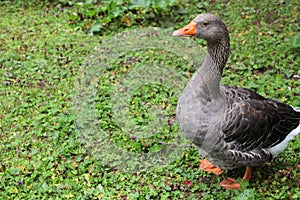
(172, 21), (197, 37)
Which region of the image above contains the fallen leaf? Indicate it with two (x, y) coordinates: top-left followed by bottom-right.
(183, 180), (192, 187)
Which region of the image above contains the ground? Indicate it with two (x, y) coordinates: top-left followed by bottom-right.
(0, 0), (299, 199)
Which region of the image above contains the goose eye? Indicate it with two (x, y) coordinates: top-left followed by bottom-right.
(202, 22), (208, 27)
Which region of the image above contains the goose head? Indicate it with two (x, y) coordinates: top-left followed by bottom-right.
(172, 14), (229, 44)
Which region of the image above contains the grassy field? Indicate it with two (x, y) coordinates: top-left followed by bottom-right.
(0, 0), (299, 199)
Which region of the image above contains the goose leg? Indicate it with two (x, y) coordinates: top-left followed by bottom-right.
(199, 159), (223, 175)
(220, 166), (252, 190)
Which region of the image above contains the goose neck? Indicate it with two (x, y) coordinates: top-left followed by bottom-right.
(197, 39), (230, 99)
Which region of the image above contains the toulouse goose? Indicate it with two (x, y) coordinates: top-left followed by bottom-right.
(172, 14), (300, 190)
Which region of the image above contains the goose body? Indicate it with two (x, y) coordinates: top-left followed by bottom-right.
(173, 14), (300, 189)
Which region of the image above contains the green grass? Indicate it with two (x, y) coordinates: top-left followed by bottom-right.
(1, 0), (299, 199)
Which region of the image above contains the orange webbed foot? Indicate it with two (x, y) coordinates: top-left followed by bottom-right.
(199, 159), (223, 175)
(220, 178), (241, 190)
(220, 166), (252, 190)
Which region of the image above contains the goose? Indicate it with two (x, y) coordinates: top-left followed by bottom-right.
(172, 13), (300, 190)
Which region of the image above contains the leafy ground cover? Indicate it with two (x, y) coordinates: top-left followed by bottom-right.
(0, 0), (299, 199)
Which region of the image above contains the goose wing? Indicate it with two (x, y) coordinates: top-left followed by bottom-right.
(221, 86), (300, 151)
